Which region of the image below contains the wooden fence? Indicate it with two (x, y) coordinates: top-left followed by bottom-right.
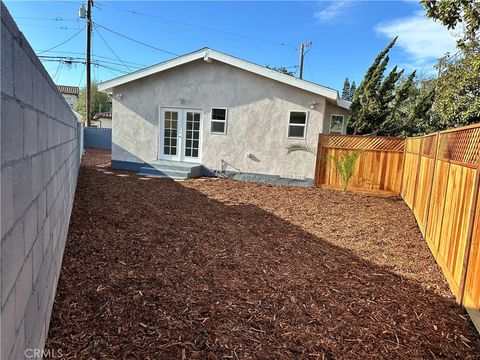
(314, 124), (480, 332)
(401, 124), (480, 332)
(315, 134), (405, 195)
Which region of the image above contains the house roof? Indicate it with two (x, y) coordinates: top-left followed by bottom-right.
(93, 111), (112, 120)
(57, 85), (80, 95)
(98, 48), (351, 110)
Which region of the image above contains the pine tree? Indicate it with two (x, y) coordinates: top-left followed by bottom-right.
(349, 81), (356, 101)
(350, 36), (397, 115)
(348, 37), (419, 135)
(341, 78), (351, 100)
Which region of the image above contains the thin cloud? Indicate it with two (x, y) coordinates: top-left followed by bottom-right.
(375, 11), (458, 65)
(314, 1), (351, 21)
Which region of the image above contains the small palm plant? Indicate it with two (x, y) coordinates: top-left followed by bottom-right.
(286, 144), (362, 193)
(329, 150), (363, 193)
(285, 144), (316, 155)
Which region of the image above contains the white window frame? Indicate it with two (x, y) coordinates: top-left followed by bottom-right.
(210, 107), (228, 135)
(329, 114), (345, 134)
(287, 110), (308, 139)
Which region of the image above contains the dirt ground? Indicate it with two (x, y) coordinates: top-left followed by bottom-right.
(45, 148), (480, 359)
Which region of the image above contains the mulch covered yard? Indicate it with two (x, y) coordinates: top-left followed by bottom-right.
(45, 148), (480, 359)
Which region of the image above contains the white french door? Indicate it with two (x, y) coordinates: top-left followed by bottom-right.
(159, 108), (202, 162)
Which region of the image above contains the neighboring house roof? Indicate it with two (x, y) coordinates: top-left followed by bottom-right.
(57, 85), (80, 96)
(93, 111), (112, 120)
(98, 48), (351, 110)
(72, 109), (83, 122)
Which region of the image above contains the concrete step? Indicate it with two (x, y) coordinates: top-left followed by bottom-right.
(138, 167), (189, 179)
(138, 160), (202, 179)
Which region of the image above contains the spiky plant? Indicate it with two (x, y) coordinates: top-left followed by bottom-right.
(330, 150), (363, 193)
(285, 144), (317, 155)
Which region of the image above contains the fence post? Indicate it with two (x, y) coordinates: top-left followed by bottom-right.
(399, 138), (407, 197)
(412, 137), (424, 211)
(314, 134), (323, 187)
(458, 149), (480, 305)
(422, 132), (440, 236)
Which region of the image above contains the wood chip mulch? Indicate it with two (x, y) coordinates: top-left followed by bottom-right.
(45, 148), (480, 359)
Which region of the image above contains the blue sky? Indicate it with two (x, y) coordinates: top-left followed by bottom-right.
(4, 1), (459, 92)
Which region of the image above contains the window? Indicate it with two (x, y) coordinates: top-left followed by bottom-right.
(329, 114), (344, 134)
(210, 108), (227, 134)
(288, 111), (307, 139)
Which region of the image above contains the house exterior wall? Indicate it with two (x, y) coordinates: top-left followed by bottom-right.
(1, 4), (81, 359)
(60, 93), (77, 108)
(324, 101), (351, 134)
(111, 59), (348, 181)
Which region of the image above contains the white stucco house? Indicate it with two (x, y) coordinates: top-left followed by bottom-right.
(98, 48), (350, 185)
(57, 85), (79, 108)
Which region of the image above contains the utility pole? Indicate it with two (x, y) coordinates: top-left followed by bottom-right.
(79, 1), (92, 126)
(86, 0), (92, 127)
(298, 41), (312, 80)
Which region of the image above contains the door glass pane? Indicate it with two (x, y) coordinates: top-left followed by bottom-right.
(164, 111), (178, 156)
(185, 112), (200, 158)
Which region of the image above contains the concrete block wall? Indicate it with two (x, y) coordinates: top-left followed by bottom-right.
(1, 3), (80, 359)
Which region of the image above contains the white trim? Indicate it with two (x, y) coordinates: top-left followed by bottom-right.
(210, 107), (228, 135)
(337, 98), (351, 109)
(99, 48), (350, 110)
(287, 110), (308, 140)
(158, 106), (203, 162)
(329, 114), (345, 135)
(158, 108), (181, 161)
(183, 109), (203, 162)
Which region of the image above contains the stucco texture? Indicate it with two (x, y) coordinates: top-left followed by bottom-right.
(111, 59), (348, 179)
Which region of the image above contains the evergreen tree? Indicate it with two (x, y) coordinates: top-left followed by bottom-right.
(349, 82), (356, 101)
(349, 37), (420, 135)
(385, 76), (438, 136)
(341, 78), (351, 100)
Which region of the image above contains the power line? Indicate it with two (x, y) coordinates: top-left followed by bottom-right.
(101, 2), (294, 48)
(39, 57), (130, 75)
(95, 23), (179, 56)
(17, 23), (81, 30)
(53, 61), (63, 82)
(37, 26), (85, 54)
(98, 63), (130, 74)
(95, 5), (290, 53)
(38, 55), (143, 70)
(94, 26), (132, 72)
(34, 50), (147, 67)
(78, 62), (86, 87)
(15, 16), (78, 21)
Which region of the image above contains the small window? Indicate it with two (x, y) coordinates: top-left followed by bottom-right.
(288, 111), (307, 139)
(210, 108), (227, 134)
(329, 115), (344, 134)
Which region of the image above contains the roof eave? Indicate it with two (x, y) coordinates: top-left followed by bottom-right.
(98, 48), (344, 104)
(337, 98), (351, 110)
